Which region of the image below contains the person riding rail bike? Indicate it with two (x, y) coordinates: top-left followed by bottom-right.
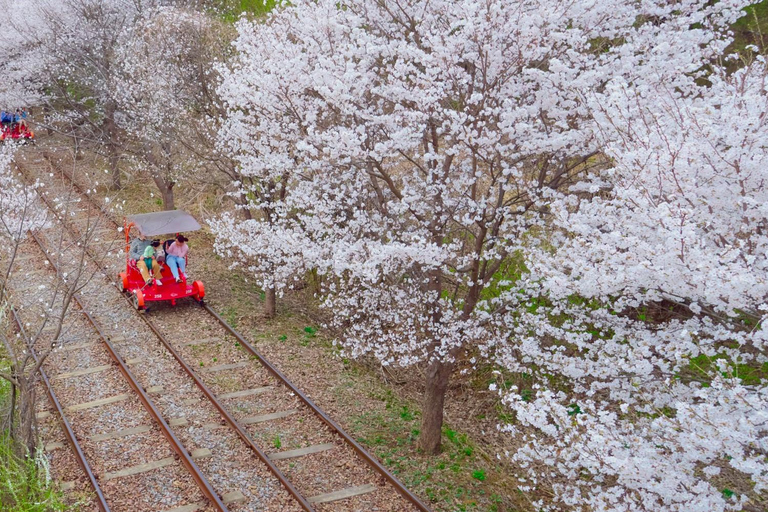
(138, 240), (163, 286)
(164, 234), (189, 284)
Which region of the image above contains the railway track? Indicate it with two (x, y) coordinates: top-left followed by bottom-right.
(9, 147), (430, 511)
(2, 214), (222, 511)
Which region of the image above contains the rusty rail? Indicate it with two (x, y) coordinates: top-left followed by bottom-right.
(205, 305), (433, 512)
(27, 231), (228, 512)
(40, 151), (433, 512)
(133, 305), (316, 511)
(25, 158), (315, 511)
(9, 307), (111, 512)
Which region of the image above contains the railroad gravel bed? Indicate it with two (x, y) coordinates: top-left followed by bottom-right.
(2, 256), (207, 511)
(150, 293), (420, 511)
(18, 152), (304, 511)
(35, 384), (100, 511)
(17, 146), (425, 511)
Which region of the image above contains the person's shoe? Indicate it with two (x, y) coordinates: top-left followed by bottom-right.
(175, 278), (182, 284)
(145, 278), (153, 286)
(155, 279), (163, 286)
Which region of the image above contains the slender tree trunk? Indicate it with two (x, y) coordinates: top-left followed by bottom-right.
(150, 171), (175, 211)
(43, 106), (53, 136)
(18, 383), (36, 456)
(264, 286), (276, 318)
(238, 192), (253, 220)
(308, 268), (322, 295)
(7, 381), (16, 438)
(104, 102), (122, 190)
(109, 151), (120, 185)
(419, 358), (453, 454)
(160, 159), (176, 211)
(162, 183), (175, 211)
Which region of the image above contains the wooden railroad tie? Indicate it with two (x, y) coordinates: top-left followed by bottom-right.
(202, 409), (298, 431)
(102, 448), (211, 481)
(307, 484), (378, 504)
(53, 358), (143, 380)
(199, 361), (249, 373)
(64, 386), (163, 412)
(268, 443), (335, 461)
(218, 386), (273, 400)
(91, 417), (188, 442)
(181, 337), (220, 346)
(160, 491), (246, 512)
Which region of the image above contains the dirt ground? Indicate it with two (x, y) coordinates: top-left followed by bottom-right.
(34, 136), (532, 512)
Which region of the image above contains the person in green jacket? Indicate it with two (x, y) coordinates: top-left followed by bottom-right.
(137, 240), (163, 286)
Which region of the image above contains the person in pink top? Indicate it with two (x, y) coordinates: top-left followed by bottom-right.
(165, 234), (189, 283)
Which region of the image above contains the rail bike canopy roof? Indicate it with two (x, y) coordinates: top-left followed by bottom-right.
(126, 210), (201, 238)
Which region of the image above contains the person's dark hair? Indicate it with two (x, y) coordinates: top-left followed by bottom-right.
(176, 234), (188, 243)
(151, 240), (161, 247)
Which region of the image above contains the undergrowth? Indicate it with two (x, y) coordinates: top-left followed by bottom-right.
(349, 388), (517, 511)
(0, 435), (71, 511)
(0, 376), (71, 511)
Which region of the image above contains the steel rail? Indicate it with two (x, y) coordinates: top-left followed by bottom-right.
(26, 158), (316, 511)
(205, 305), (433, 512)
(8, 307), (111, 512)
(41, 151), (433, 512)
(132, 305), (316, 511)
(26, 231), (229, 512)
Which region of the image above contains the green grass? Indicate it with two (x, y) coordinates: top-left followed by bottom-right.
(680, 353), (768, 387)
(348, 388), (513, 511)
(0, 374), (73, 511)
(733, 1), (768, 51)
(222, 305), (238, 330)
(211, 0), (278, 22)
(0, 435), (73, 511)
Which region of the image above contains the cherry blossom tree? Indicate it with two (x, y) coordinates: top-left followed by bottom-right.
(0, 147), (47, 257)
(16, 0), (161, 189)
(213, 0), (750, 454)
(0, 1), (47, 109)
(0, 147), (86, 454)
(494, 44), (768, 512)
(115, 6), (233, 210)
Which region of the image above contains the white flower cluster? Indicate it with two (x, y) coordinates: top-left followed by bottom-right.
(213, 0), (765, 508)
(0, 147), (48, 241)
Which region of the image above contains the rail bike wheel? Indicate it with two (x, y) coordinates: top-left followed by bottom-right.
(133, 289), (145, 312)
(192, 280), (205, 305)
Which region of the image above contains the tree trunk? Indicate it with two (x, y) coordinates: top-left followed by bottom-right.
(308, 268), (322, 295)
(162, 183), (175, 211)
(43, 106), (53, 136)
(18, 383), (36, 456)
(7, 381), (16, 438)
(150, 170), (175, 211)
(239, 192), (253, 220)
(104, 102), (122, 190)
(108, 153), (120, 189)
(419, 358), (453, 454)
(264, 286), (276, 318)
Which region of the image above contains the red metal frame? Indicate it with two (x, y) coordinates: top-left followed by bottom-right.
(0, 123), (34, 142)
(121, 219), (204, 310)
